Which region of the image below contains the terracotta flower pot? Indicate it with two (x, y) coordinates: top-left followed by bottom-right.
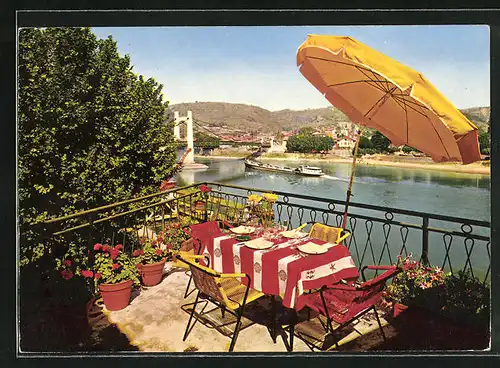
(138, 259), (166, 287)
(99, 279), (133, 311)
(393, 302), (408, 317)
(193, 200), (205, 210)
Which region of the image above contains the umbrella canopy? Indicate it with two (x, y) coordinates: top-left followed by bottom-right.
(297, 34), (481, 164)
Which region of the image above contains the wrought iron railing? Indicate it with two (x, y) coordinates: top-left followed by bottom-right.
(37, 181), (491, 284)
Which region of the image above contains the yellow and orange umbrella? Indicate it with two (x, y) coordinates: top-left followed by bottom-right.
(296, 35), (482, 227)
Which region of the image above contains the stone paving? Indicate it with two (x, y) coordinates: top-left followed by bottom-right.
(98, 262), (389, 352)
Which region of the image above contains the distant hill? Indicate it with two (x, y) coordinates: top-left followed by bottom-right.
(170, 102), (490, 135)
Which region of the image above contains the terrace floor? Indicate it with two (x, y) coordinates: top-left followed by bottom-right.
(90, 261), (390, 352)
(86, 262), (489, 353)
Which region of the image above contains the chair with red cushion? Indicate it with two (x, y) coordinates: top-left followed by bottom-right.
(183, 220), (235, 298)
(291, 265), (399, 351)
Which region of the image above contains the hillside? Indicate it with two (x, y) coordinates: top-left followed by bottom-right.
(170, 102), (490, 134)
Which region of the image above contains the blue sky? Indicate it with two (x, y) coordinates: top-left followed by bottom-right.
(93, 26), (489, 111)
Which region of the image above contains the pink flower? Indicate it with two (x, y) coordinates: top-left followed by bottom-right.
(166, 243), (173, 250)
(156, 249), (163, 256)
(102, 245), (112, 252)
(61, 270), (73, 280)
(152, 240), (157, 246)
(94, 272), (102, 280)
(63, 259), (72, 266)
(112, 263), (120, 270)
(115, 244), (123, 251)
(81, 270), (94, 278)
(157, 237), (164, 244)
(93, 243), (102, 251)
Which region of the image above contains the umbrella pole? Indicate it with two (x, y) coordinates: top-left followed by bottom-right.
(342, 129), (362, 229)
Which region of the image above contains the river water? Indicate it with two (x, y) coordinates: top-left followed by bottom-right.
(177, 158), (491, 279)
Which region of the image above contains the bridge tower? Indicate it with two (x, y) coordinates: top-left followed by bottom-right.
(173, 110), (208, 170)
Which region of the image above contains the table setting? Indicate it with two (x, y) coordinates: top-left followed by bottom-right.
(202, 223), (359, 310)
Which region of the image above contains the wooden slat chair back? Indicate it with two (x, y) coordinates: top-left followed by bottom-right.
(309, 223), (350, 244)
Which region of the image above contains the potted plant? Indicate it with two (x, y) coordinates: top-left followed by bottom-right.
(192, 184), (212, 211)
(83, 243), (140, 311)
(132, 237), (172, 287)
(384, 253), (446, 317)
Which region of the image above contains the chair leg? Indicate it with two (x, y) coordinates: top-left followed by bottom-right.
(221, 306), (226, 319)
(229, 311), (243, 352)
(373, 306), (386, 341)
(184, 274), (193, 299)
(183, 291), (200, 341)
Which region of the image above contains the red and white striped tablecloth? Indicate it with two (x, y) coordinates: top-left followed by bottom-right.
(200, 234), (359, 310)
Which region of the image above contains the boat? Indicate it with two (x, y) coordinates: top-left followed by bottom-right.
(295, 165), (325, 177)
(244, 159), (295, 174)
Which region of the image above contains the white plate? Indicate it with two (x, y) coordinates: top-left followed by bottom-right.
(297, 242), (329, 255)
(243, 238), (273, 250)
(230, 226), (256, 235)
(280, 230), (308, 239)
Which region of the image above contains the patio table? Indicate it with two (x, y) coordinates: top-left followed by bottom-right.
(200, 232), (359, 311)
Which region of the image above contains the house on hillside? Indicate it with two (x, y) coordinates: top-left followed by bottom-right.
(336, 137), (356, 150)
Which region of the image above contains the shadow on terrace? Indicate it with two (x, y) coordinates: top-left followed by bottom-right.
(20, 182), (491, 353)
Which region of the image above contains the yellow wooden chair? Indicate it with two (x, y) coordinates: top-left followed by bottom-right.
(177, 254), (265, 352)
(295, 222), (351, 245)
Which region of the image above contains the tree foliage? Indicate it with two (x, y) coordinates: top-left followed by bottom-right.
(370, 131), (391, 152)
(478, 131), (490, 155)
(286, 133), (334, 153)
(359, 135), (373, 149)
(195, 132), (220, 150)
(18, 28), (177, 266)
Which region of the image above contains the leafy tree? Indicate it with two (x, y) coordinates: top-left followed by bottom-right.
(370, 131), (391, 152)
(402, 145), (421, 154)
(18, 28), (177, 266)
(359, 136), (373, 149)
(478, 131), (490, 154)
(286, 134), (334, 153)
(195, 132), (220, 150)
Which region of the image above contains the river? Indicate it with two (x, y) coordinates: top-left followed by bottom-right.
(177, 157), (491, 279)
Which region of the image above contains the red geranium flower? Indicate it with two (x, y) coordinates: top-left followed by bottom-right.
(156, 249), (163, 256)
(60, 270), (73, 280)
(112, 263), (120, 270)
(139, 237), (145, 245)
(199, 184), (212, 193)
(115, 244), (123, 251)
(132, 249), (144, 257)
(81, 270), (94, 278)
(93, 243), (102, 251)
(102, 245), (112, 252)
(157, 237), (164, 244)
(94, 272), (102, 280)
(63, 259), (72, 266)
(109, 248), (120, 260)
(151, 240), (157, 246)
(166, 243), (173, 250)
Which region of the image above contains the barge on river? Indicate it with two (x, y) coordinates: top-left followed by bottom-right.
(244, 159), (325, 177)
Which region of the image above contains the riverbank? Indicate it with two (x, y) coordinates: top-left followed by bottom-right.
(196, 153), (490, 175)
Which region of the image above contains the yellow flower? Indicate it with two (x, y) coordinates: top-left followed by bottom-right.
(263, 193), (278, 202)
(248, 194), (262, 204)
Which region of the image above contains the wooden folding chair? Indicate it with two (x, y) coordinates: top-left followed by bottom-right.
(177, 254), (264, 352)
(291, 265), (398, 351)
